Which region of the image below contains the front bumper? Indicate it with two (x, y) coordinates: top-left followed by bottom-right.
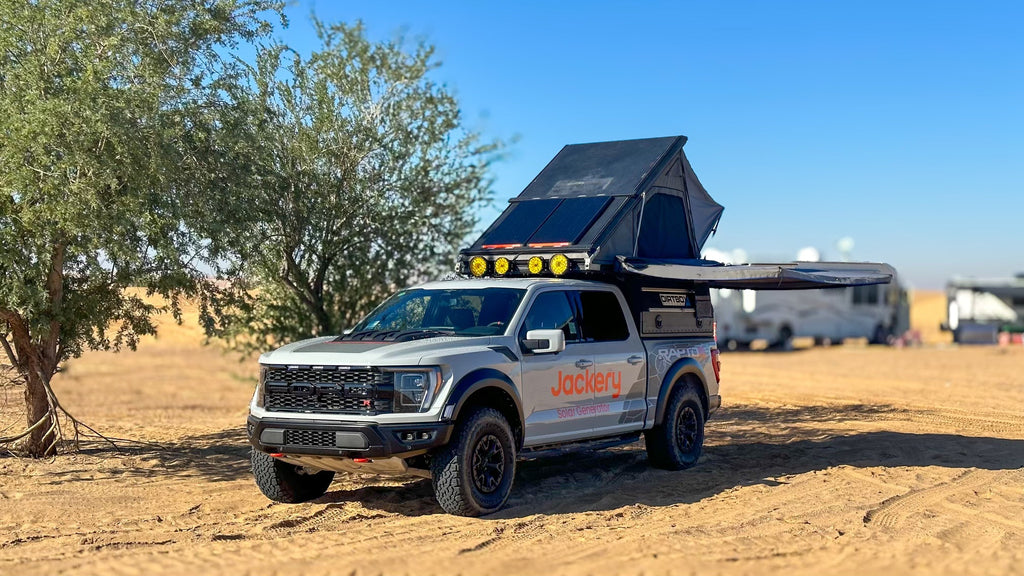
(247, 415), (454, 459)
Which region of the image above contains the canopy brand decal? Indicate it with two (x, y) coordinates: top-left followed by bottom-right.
(553, 370), (621, 398)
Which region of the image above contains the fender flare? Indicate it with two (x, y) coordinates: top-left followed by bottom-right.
(654, 358), (709, 426)
(443, 368), (524, 435)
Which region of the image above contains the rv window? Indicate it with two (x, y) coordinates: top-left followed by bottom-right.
(579, 291), (630, 341)
(852, 285), (880, 305)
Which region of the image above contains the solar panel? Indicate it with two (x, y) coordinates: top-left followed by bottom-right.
(527, 196), (613, 246)
(478, 199), (560, 246)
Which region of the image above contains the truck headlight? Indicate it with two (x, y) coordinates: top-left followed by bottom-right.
(255, 365), (268, 408)
(387, 367), (443, 413)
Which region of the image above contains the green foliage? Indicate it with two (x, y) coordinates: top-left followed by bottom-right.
(212, 19), (501, 352)
(0, 0), (282, 371)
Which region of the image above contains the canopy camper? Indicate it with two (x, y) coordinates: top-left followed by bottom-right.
(458, 135), (893, 290)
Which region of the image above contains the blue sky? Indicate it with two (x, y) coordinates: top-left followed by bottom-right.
(279, 1), (1023, 289)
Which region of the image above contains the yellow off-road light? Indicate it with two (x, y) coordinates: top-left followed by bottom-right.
(494, 257), (511, 276)
(469, 256), (488, 277)
(550, 254), (569, 276)
(527, 256), (544, 275)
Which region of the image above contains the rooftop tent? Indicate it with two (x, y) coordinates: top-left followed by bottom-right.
(462, 135), (893, 290)
(468, 136), (724, 266)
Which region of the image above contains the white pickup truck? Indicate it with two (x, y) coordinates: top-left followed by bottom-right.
(246, 135), (891, 515)
(248, 276), (721, 516)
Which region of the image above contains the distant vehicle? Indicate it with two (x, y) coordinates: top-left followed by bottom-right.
(712, 276), (909, 349)
(942, 276), (1024, 344)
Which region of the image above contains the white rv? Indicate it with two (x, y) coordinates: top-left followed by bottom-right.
(712, 279), (909, 350)
(943, 276), (1024, 344)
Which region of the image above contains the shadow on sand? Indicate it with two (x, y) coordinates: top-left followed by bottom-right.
(28, 403), (1024, 519)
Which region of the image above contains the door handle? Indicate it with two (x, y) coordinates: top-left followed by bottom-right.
(627, 355), (644, 365)
(575, 359), (594, 369)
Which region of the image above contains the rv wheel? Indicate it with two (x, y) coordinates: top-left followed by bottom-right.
(871, 325), (889, 345)
(775, 326), (794, 351)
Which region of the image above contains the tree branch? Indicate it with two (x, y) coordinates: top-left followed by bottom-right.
(0, 334), (18, 368)
(43, 241), (65, 372)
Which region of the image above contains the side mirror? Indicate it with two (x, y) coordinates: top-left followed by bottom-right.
(523, 329), (566, 354)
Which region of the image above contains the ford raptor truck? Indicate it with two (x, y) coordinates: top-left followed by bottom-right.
(246, 136), (893, 516)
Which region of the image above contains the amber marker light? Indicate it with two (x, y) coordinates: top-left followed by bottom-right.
(469, 256), (488, 277)
(494, 257), (511, 276)
(550, 254), (569, 276)
(527, 256), (544, 275)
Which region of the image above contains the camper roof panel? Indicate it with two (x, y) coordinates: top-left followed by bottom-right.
(518, 136), (681, 200)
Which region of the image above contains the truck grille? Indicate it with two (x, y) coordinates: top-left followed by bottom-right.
(263, 367), (394, 415)
(283, 429), (337, 448)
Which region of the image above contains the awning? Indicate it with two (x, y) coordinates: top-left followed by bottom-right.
(617, 257), (894, 290)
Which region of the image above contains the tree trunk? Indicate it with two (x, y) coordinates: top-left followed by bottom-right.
(24, 367), (55, 457)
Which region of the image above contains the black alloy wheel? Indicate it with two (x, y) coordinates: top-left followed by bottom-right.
(472, 434), (505, 493)
(674, 404), (700, 454)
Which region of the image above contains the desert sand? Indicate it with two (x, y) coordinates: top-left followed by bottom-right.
(1, 291), (1022, 576)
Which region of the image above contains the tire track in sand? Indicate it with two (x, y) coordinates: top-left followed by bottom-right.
(863, 468), (1022, 530)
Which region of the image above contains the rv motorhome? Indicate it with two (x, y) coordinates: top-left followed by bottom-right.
(942, 276), (1024, 344)
(713, 280), (909, 349)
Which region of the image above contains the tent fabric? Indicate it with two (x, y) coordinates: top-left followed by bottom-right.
(469, 136), (725, 266)
(617, 257), (894, 290)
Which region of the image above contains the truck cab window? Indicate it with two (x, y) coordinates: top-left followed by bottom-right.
(579, 291), (629, 341)
(519, 291), (579, 343)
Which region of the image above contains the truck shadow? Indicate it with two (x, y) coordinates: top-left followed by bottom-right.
(36, 404), (1023, 520)
(488, 403), (1024, 517)
(321, 402), (1024, 518)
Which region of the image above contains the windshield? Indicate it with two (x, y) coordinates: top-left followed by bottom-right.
(348, 287), (526, 338)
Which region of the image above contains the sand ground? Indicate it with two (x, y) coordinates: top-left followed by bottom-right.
(1, 291), (1022, 576)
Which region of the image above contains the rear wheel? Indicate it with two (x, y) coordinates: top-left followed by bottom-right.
(251, 450), (335, 503)
(645, 383), (706, 470)
(431, 407), (516, 516)
(775, 326), (794, 350)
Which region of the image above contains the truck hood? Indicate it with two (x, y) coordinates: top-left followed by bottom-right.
(259, 335), (502, 366)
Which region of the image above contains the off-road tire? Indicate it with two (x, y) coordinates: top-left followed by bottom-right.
(251, 449), (335, 503)
(645, 383), (706, 470)
(431, 407), (516, 516)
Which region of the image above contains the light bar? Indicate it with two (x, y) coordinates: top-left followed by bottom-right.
(527, 242), (570, 248)
(494, 257), (511, 276)
(482, 243), (522, 249)
(469, 256), (488, 277)
(550, 254), (569, 276)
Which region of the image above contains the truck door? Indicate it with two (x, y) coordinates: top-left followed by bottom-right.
(518, 290), (595, 446)
(576, 290), (647, 435)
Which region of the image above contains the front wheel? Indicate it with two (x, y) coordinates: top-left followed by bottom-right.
(431, 407), (516, 516)
(645, 383), (706, 470)
(251, 450), (335, 503)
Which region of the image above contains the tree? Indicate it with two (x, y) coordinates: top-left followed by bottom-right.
(0, 0), (282, 456)
(212, 20), (500, 352)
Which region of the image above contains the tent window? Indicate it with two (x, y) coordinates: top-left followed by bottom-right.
(479, 199), (560, 246)
(528, 196), (612, 245)
(637, 193), (692, 259)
